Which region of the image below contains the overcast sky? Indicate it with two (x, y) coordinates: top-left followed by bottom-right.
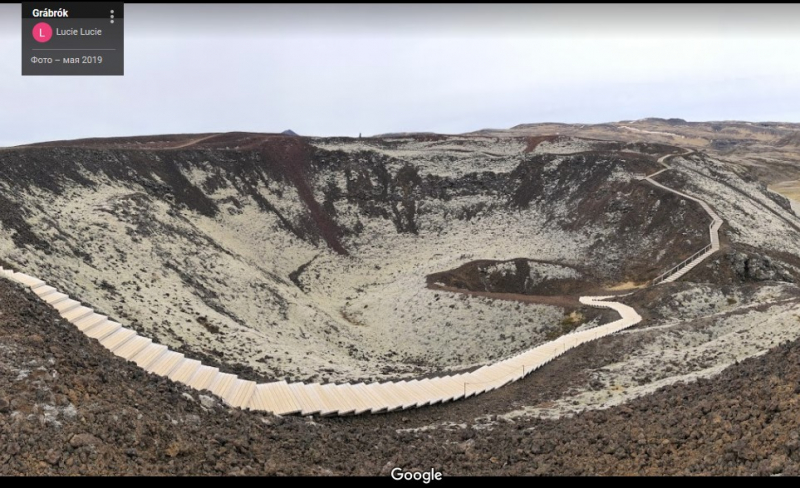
(2, 4), (800, 146)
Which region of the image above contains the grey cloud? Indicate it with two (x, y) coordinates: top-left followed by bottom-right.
(1, 4), (799, 146)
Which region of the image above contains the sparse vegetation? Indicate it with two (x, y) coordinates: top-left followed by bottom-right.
(2, 120), (800, 474)
(546, 311), (585, 340)
(196, 315), (220, 334)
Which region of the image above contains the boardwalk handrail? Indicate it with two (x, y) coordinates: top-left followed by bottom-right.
(0, 147), (724, 416)
(651, 243), (712, 285)
(652, 221), (716, 285)
(645, 152), (722, 285)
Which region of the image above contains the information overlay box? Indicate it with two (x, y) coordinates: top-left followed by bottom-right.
(22, 2), (124, 76)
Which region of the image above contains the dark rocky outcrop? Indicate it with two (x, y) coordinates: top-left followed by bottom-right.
(728, 251), (796, 283)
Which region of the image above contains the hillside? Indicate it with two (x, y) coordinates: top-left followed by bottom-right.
(2, 122), (800, 474)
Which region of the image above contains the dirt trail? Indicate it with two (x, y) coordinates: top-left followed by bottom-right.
(168, 134), (221, 149)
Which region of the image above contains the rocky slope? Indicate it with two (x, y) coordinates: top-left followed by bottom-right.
(0, 134), (714, 384)
(2, 122), (800, 475)
(3, 276), (800, 475)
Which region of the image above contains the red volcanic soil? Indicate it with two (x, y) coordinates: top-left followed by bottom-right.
(258, 137), (349, 256)
(17, 132), (288, 151)
(19, 132), (350, 256)
(524, 135), (560, 153)
(18, 133), (222, 150)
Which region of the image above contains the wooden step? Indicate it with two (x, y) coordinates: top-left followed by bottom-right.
(287, 382), (322, 416)
(335, 384), (372, 415)
(207, 372), (237, 398)
(131, 344), (168, 369)
(223, 379), (257, 409)
(84, 320), (122, 340)
(146, 351), (185, 377)
(186, 365), (219, 391)
(99, 328), (137, 352)
(34, 285), (57, 298)
(168, 359), (202, 384)
(43, 292), (69, 305)
(306, 383), (339, 416)
(250, 381), (301, 415)
(10, 272), (45, 289)
(114, 336), (152, 360)
(74, 313), (108, 331)
(62, 306), (94, 323)
(320, 384), (355, 415)
(54, 299), (81, 314)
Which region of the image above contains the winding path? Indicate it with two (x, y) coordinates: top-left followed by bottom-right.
(645, 153), (723, 284)
(0, 150), (722, 416)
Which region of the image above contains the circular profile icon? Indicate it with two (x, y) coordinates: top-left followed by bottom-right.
(32, 22), (53, 43)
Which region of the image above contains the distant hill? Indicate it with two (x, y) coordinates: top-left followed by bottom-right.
(372, 131), (439, 138)
(281, 130), (299, 136)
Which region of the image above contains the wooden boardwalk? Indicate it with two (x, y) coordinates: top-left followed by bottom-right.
(643, 152), (723, 284)
(0, 265), (643, 416)
(0, 149), (722, 416)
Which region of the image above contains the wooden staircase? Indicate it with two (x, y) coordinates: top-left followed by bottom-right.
(643, 153), (723, 285)
(0, 149), (723, 416)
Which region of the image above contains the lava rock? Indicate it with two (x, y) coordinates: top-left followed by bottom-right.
(69, 434), (102, 449)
